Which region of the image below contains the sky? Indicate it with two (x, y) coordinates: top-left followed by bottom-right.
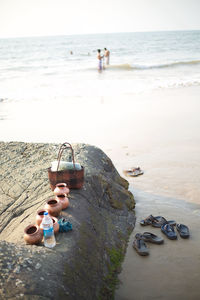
(0, 0), (200, 38)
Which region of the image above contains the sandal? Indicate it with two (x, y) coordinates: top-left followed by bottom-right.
(123, 167), (144, 177)
(176, 224), (190, 238)
(152, 216), (176, 228)
(133, 233), (149, 256)
(161, 223), (177, 240)
(140, 215), (156, 226)
(141, 232), (164, 244)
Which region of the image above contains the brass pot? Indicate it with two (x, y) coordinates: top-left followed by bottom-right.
(44, 198), (62, 217)
(54, 183), (70, 196)
(24, 224), (43, 245)
(56, 194), (70, 210)
(40, 216), (59, 234)
(52, 216), (59, 234)
(36, 208), (49, 226)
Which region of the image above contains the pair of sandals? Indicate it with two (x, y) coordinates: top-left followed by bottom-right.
(161, 223), (190, 240)
(140, 215), (176, 228)
(140, 215), (190, 239)
(133, 232), (164, 256)
(123, 167), (144, 177)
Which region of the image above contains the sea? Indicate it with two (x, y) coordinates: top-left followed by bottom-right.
(0, 30), (200, 101)
(0, 30), (200, 144)
(1, 31), (200, 299)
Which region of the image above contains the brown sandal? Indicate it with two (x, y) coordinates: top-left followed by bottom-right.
(140, 215), (176, 227)
(123, 167), (144, 177)
(140, 215), (163, 226)
(133, 233), (149, 256)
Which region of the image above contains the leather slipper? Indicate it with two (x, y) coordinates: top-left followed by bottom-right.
(123, 167), (144, 177)
(133, 233), (149, 256)
(161, 223), (177, 240)
(152, 216), (176, 228)
(140, 215), (175, 227)
(140, 215), (155, 226)
(141, 232), (164, 244)
(176, 224), (190, 238)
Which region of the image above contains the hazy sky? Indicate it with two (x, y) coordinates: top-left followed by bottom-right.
(0, 0), (200, 38)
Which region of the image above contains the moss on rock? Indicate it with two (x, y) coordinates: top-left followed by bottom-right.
(0, 142), (135, 299)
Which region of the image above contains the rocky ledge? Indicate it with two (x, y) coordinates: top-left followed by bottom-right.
(0, 142), (135, 300)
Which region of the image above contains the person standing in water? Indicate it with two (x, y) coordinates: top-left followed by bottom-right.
(97, 49), (104, 72)
(104, 48), (110, 65)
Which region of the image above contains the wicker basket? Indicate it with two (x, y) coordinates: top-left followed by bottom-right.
(48, 142), (84, 190)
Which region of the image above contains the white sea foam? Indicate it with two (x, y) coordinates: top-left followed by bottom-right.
(131, 59), (200, 70)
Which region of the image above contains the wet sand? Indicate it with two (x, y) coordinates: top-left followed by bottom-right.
(111, 87), (200, 299)
(1, 86), (200, 299)
(115, 189), (200, 300)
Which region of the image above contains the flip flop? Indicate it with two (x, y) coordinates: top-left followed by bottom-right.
(133, 233), (149, 256)
(141, 232), (164, 244)
(123, 167), (144, 177)
(140, 215), (173, 226)
(140, 215), (157, 226)
(176, 224), (190, 238)
(161, 223), (177, 240)
(152, 216), (176, 228)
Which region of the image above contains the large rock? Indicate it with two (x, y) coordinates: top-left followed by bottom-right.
(0, 142), (135, 300)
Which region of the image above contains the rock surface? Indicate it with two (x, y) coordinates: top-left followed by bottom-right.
(0, 142), (135, 300)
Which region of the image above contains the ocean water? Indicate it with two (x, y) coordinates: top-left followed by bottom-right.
(0, 30), (200, 146)
(0, 30), (200, 102)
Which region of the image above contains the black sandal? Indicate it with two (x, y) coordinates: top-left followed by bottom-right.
(161, 223), (177, 240)
(176, 224), (190, 238)
(141, 232), (164, 244)
(152, 216), (176, 228)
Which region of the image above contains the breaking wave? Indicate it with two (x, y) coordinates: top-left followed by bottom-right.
(131, 60), (200, 70)
(92, 60), (200, 71)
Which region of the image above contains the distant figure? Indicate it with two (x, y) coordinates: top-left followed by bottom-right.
(104, 48), (110, 65)
(70, 51), (73, 55)
(97, 49), (104, 71)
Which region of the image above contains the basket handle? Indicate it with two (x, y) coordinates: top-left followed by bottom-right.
(56, 142), (76, 171)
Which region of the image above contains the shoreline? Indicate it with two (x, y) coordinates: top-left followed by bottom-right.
(1, 85), (200, 205)
(115, 187), (200, 300)
(1, 85), (200, 299)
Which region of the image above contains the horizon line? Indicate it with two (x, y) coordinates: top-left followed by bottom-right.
(0, 29), (200, 40)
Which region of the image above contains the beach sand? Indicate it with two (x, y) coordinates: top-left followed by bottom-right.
(115, 189), (200, 300)
(111, 86), (200, 299)
(1, 85), (200, 299)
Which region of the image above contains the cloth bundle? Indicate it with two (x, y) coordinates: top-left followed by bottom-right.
(58, 218), (72, 233)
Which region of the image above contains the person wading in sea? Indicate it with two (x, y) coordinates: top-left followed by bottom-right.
(97, 49), (104, 72)
(104, 48), (110, 65)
